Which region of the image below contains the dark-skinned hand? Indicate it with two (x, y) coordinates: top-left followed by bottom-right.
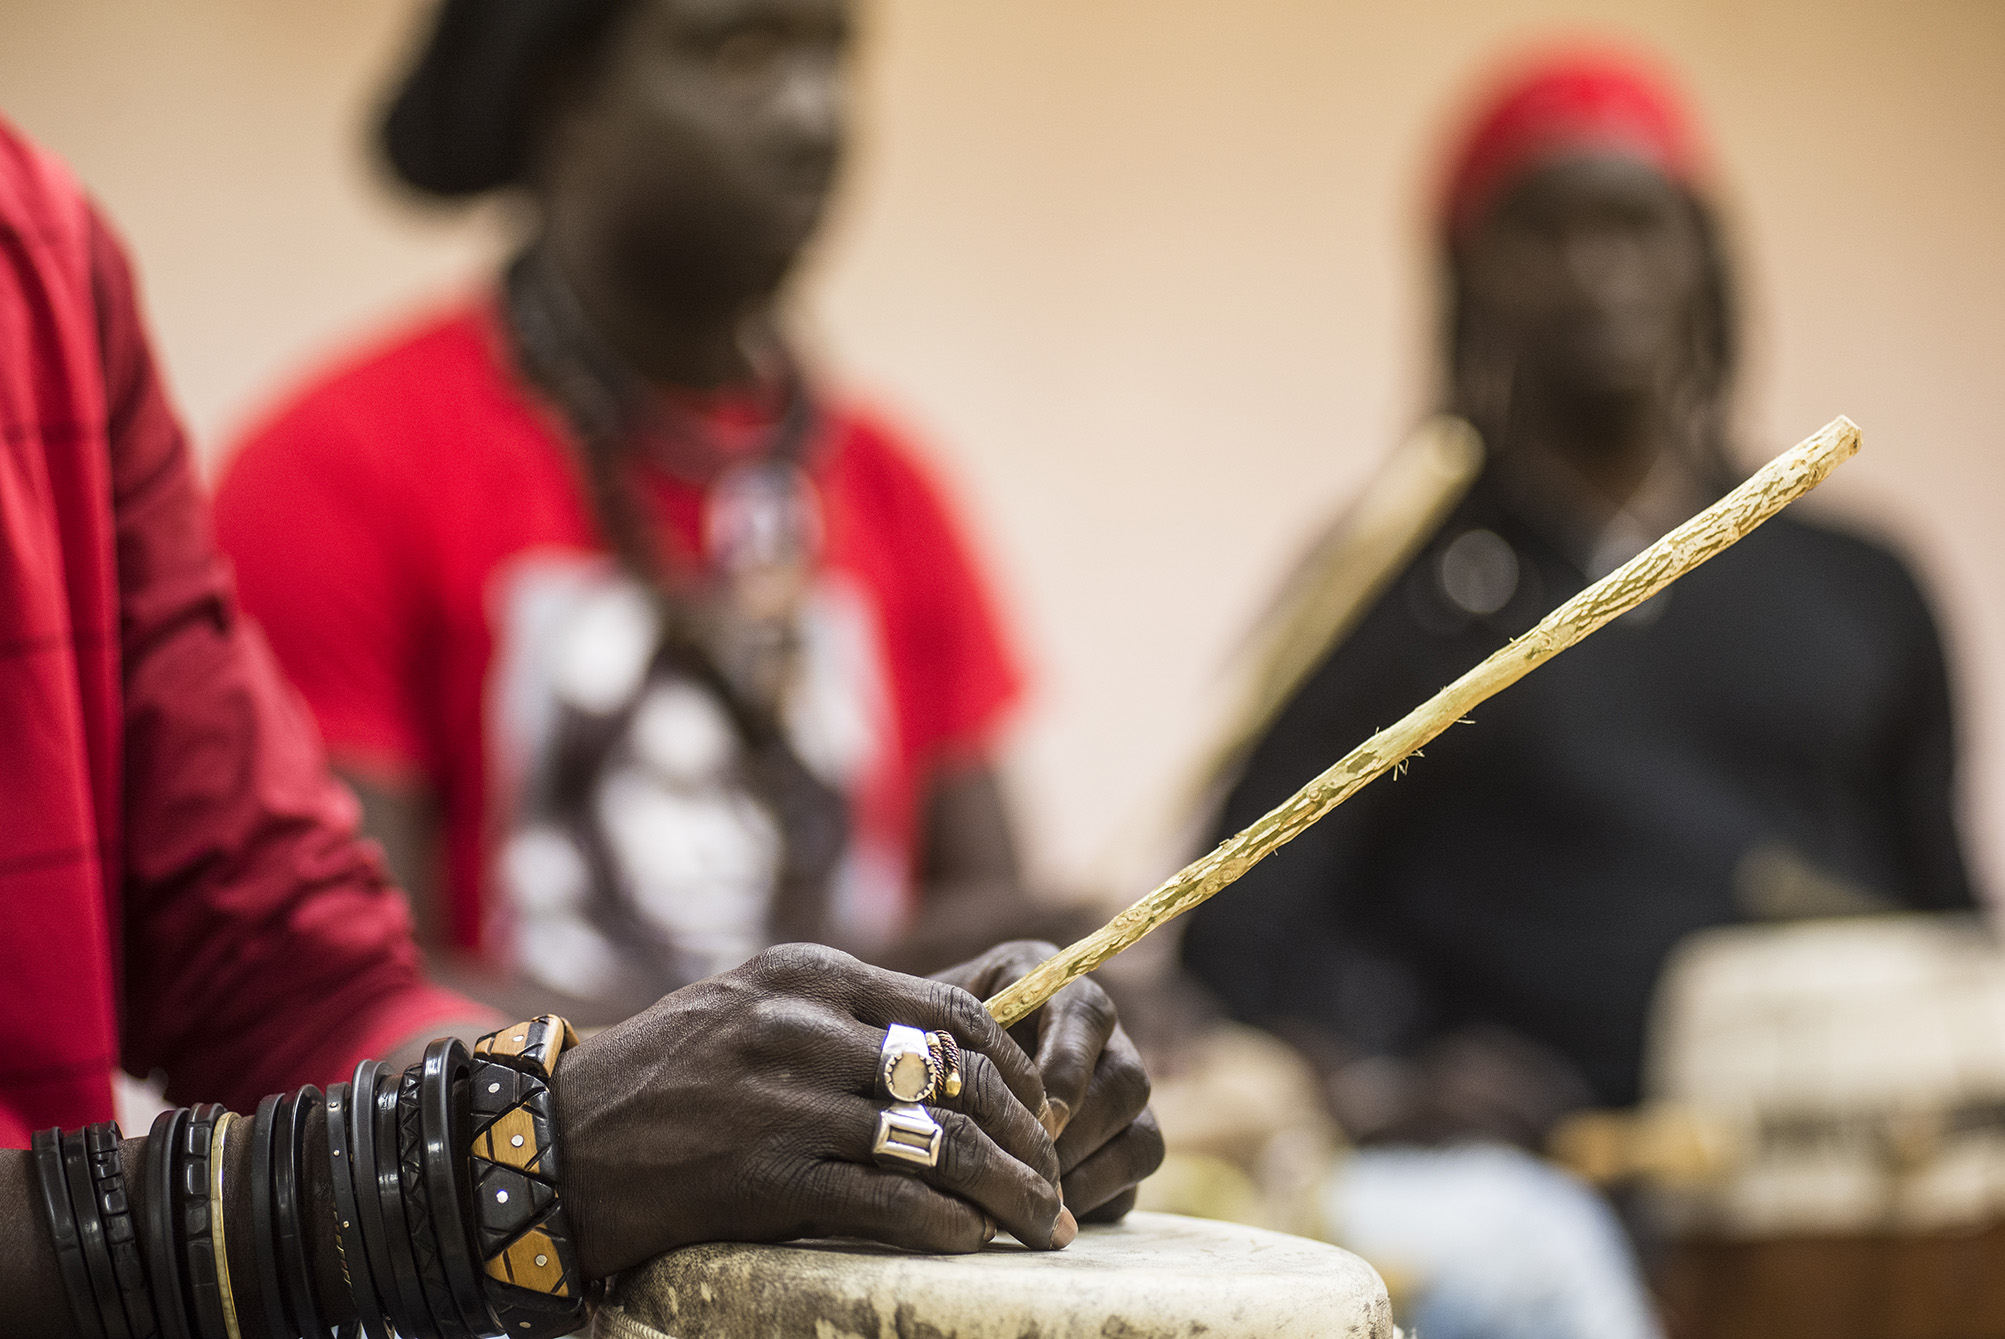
(552, 943), (1125, 1279)
(931, 940), (1163, 1224)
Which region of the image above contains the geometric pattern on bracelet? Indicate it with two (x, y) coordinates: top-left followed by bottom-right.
(470, 1054), (580, 1303)
(473, 1015), (578, 1081)
(397, 1068), (460, 1333)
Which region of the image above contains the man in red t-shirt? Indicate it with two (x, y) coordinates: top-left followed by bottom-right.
(216, 0), (1055, 1022)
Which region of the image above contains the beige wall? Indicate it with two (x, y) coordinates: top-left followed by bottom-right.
(7, 0), (2002, 904)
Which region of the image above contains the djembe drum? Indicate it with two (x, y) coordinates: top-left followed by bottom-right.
(594, 1211), (1391, 1338)
(1551, 914), (2005, 1339)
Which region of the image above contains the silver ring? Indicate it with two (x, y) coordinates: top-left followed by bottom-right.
(873, 1102), (943, 1169)
(878, 1024), (939, 1104)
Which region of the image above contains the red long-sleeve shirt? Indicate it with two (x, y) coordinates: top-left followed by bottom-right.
(0, 117), (472, 1147)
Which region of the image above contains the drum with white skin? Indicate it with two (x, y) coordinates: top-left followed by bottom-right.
(594, 1211), (1392, 1339)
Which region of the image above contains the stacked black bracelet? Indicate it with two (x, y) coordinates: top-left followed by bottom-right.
(248, 1096), (288, 1339)
(399, 1062), (461, 1338)
(31, 1127), (103, 1339)
(369, 1068), (437, 1338)
(89, 1120), (158, 1339)
(64, 1125), (132, 1339)
(272, 1086), (326, 1339)
(32, 1019), (589, 1339)
(29, 1120), (161, 1339)
(181, 1103), (230, 1339)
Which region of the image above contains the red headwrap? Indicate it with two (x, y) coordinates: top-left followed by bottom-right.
(1438, 45), (1707, 242)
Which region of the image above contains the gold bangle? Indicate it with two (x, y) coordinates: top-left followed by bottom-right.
(209, 1112), (245, 1339)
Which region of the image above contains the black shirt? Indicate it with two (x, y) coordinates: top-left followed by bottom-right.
(1181, 470), (1974, 1106)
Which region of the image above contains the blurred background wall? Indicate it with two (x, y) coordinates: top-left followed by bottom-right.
(6, 0), (2001, 905)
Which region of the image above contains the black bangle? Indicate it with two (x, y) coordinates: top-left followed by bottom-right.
(145, 1109), (194, 1339)
(272, 1087), (325, 1339)
(325, 1081), (391, 1339)
(179, 1105), (228, 1339)
(399, 1065), (468, 1339)
(249, 1095), (290, 1339)
(350, 1060), (427, 1339)
(87, 1121), (157, 1339)
(180, 1104), (229, 1339)
(32, 1128), (106, 1339)
(369, 1065), (439, 1339)
(64, 1126), (134, 1339)
(421, 1039), (495, 1337)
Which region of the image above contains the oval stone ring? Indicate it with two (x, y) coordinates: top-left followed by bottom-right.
(878, 1024), (940, 1104)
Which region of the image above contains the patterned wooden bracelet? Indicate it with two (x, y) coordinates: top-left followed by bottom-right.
(471, 1016), (589, 1337)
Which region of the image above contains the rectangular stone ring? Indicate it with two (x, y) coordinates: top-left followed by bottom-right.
(873, 1102), (943, 1169)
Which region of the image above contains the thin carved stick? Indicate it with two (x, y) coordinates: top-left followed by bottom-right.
(987, 416), (1862, 1027)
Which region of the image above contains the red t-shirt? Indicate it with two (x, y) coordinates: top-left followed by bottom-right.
(0, 119), (471, 1146)
(215, 301), (1023, 965)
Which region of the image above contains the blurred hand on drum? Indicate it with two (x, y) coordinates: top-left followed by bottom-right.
(933, 941), (1164, 1223)
(551, 944), (1079, 1278)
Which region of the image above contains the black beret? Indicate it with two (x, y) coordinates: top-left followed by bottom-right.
(381, 0), (636, 197)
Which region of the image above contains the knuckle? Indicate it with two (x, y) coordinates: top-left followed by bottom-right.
(1109, 1056), (1152, 1111)
(962, 1052), (1009, 1113)
(1064, 985), (1119, 1039)
(1127, 1109), (1167, 1171)
(1061, 972), (1115, 1014)
(935, 981), (991, 1034)
(871, 1169), (927, 1220)
(930, 1112), (981, 1191)
(743, 995), (810, 1047)
(751, 941), (854, 986)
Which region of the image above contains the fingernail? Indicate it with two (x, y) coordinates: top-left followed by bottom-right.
(982, 1214), (997, 1244)
(1045, 1098), (1072, 1138)
(1051, 1207), (1078, 1249)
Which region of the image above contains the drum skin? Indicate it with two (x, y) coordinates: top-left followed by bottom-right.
(595, 1211), (1391, 1339)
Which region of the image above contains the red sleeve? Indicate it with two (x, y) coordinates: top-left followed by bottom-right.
(851, 418), (1026, 767)
(90, 209), (474, 1109)
(212, 366), (433, 783)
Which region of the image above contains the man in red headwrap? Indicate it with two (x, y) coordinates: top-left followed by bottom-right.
(1181, 46), (1971, 1339)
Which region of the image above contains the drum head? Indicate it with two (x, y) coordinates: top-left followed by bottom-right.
(597, 1211), (1390, 1339)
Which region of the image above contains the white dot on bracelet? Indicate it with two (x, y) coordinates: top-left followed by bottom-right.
(511, 1134), (525, 1147)
(489, 1082), (501, 1094)
(496, 1190), (509, 1203)
(535, 1254), (548, 1267)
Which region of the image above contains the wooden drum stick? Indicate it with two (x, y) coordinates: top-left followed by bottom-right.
(986, 416), (1862, 1027)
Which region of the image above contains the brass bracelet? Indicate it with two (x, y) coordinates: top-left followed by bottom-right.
(207, 1113), (244, 1339)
